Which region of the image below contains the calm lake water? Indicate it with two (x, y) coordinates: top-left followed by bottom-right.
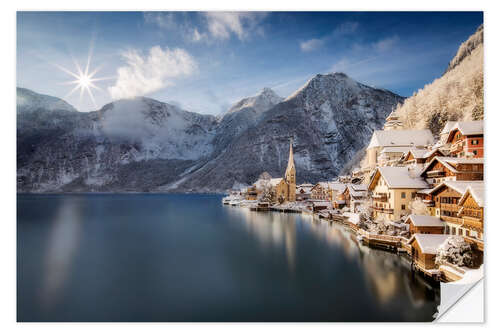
(17, 193), (439, 322)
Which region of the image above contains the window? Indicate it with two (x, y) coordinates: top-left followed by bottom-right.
(452, 227), (456, 235)
(401, 204), (406, 210)
(473, 150), (478, 156)
(411, 192), (416, 199)
(401, 192), (406, 199)
(458, 229), (463, 236)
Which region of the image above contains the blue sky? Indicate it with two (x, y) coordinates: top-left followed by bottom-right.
(17, 11), (483, 114)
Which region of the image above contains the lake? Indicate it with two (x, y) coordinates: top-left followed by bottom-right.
(17, 193), (439, 321)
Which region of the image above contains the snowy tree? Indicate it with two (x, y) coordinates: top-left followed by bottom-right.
(357, 200), (373, 222)
(256, 172), (273, 203)
(435, 236), (475, 268)
(409, 198), (430, 216)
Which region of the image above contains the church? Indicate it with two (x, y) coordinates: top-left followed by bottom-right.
(272, 139), (296, 203)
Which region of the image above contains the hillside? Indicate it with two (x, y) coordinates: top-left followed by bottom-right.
(395, 24), (484, 136)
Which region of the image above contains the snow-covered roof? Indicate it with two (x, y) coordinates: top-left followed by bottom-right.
(298, 183), (314, 188)
(458, 183), (485, 207)
(421, 156), (484, 175)
(406, 148), (429, 159)
(423, 147), (444, 159)
(405, 214), (445, 227)
(440, 121), (457, 135)
(315, 181), (346, 192)
(270, 178), (284, 186)
(429, 180), (483, 196)
(448, 120), (483, 137)
(375, 167), (429, 189)
(417, 188), (434, 195)
(380, 147), (411, 154)
(367, 129), (434, 149)
(411, 234), (450, 254)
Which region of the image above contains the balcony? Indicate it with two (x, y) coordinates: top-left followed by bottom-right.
(372, 193), (388, 202)
(462, 216), (483, 231)
(441, 215), (463, 225)
(422, 199), (434, 207)
(371, 206), (394, 214)
(426, 169), (445, 177)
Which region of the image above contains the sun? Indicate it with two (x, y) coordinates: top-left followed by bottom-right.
(56, 48), (112, 109)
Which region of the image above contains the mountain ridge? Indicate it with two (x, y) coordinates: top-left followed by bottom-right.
(17, 72), (404, 193)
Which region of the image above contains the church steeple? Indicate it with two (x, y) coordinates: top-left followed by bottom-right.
(285, 138), (295, 183)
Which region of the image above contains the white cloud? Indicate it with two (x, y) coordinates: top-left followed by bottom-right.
(373, 36), (400, 52)
(143, 12), (177, 29)
(300, 38), (324, 52)
(108, 46), (197, 100)
(203, 12), (267, 41)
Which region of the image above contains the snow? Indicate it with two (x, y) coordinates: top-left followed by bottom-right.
(343, 212), (361, 225)
(458, 183), (485, 207)
(421, 157), (484, 175)
(429, 180), (484, 197)
(379, 147), (411, 154)
(405, 214), (444, 227)
(224, 87), (283, 116)
(440, 121), (457, 135)
(377, 166), (429, 189)
(269, 178), (284, 187)
(367, 129), (434, 149)
(412, 234), (449, 254)
(448, 120), (483, 137)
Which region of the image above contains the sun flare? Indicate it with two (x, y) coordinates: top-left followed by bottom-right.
(56, 48), (112, 109)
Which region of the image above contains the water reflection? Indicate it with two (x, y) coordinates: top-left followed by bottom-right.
(39, 198), (83, 311)
(226, 208), (297, 270)
(228, 206), (439, 312)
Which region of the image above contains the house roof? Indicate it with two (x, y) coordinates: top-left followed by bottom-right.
(429, 180), (484, 196)
(440, 121), (457, 135)
(405, 214), (445, 227)
(367, 129), (434, 149)
(371, 166), (429, 189)
(270, 178), (284, 186)
(448, 120), (484, 138)
(421, 156), (484, 175)
(411, 234), (450, 254)
(347, 184), (368, 198)
(458, 183), (485, 207)
(315, 181), (346, 192)
(423, 147), (444, 159)
(380, 147), (411, 154)
(407, 148), (429, 159)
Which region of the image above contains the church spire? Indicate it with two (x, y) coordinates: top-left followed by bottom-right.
(285, 138), (295, 182)
(287, 138), (294, 171)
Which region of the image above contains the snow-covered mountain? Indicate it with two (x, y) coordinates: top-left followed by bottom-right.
(173, 73), (404, 192)
(17, 74), (403, 193)
(223, 87), (283, 116)
(395, 24), (483, 136)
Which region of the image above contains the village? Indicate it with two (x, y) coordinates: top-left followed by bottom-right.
(222, 111), (484, 284)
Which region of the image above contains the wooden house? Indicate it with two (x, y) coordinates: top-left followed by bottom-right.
(409, 234), (449, 271)
(457, 183), (484, 251)
(420, 156), (483, 186)
(404, 214), (445, 236)
(445, 121), (484, 158)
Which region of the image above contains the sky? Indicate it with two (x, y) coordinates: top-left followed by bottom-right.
(17, 11), (483, 114)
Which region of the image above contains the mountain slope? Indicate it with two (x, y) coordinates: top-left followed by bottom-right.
(173, 73), (404, 192)
(395, 24), (483, 136)
(17, 91), (217, 192)
(17, 74), (403, 193)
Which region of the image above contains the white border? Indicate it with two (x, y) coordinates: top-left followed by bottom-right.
(3, 0), (499, 331)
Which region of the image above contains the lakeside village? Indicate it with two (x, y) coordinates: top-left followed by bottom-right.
(223, 112), (484, 284)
